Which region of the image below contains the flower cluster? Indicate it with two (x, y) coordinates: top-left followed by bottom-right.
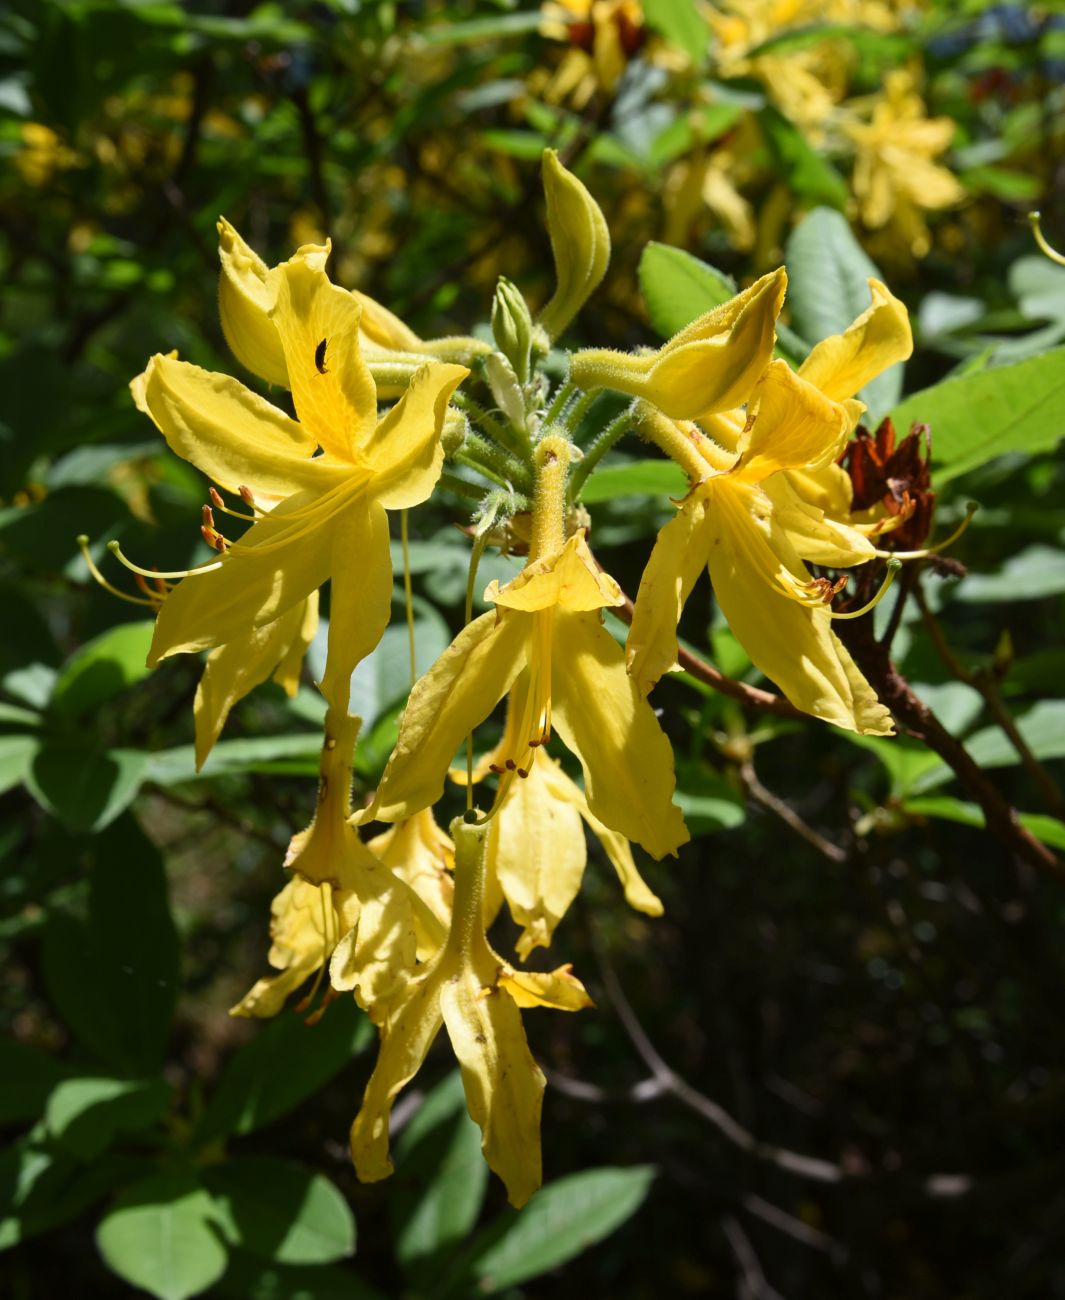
(87, 151), (921, 1207)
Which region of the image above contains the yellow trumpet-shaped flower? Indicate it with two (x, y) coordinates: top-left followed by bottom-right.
(133, 248), (468, 714)
(455, 707), (663, 957)
(570, 268), (785, 419)
(351, 818), (592, 1209)
(365, 438), (689, 860)
(628, 279), (912, 734)
(233, 711), (446, 1022)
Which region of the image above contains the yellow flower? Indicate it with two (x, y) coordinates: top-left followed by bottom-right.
(351, 818), (592, 1208)
(627, 279), (912, 734)
(540, 0), (646, 98)
(364, 439), (689, 860)
(570, 269), (785, 419)
(458, 716), (663, 958)
(844, 70), (966, 257)
(233, 711), (447, 1021)
(132, 247), (468, 714)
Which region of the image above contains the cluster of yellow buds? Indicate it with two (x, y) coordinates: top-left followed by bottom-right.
(83, 150), (932, 1207)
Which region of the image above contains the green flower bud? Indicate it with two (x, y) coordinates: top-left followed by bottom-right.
(491, 277), (534, 384)
(537, 149), (611, 342)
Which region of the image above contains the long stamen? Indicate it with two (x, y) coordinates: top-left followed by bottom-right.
(107, 539), (224, 580)
(830, 559), (902, 620)
(875, 502), (978, 561)
(295, 883), (334, 1017)
(1029, 211), (1065, 267)
(224, 478), (365, 561)
(208, 485), (259, 522)
(77, 535), (157, 607)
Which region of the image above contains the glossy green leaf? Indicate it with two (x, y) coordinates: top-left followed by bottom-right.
(214, 1251), (387, 1300)
(955, 544), (1065, 603)
(96, 1169), (228, 1300)
(26, 742), (148, 832)
(903, 795), (1065, 851)
(468, 1166), (655, 1292)
(195, 998), (371, 1143)
(785, 207), (903, 420)
(145, 734), (324, 786)
(0, 734), (38, 797)
(45, 1076), (171, 1161)
(889, 345), (1065, 484)
(759, 106), (849, 211)
(392, 1071), (489, 1276)
(48, 621), (154, 722)
(911, 700), (1065, 794)
(206, 1156), (355, 1266)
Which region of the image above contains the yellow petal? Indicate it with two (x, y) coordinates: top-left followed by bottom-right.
(369, 611), (528, 824)
(798, 279), (913, 404)
(351, 288), (424, 352)
(273, 590), (319, 696)
(551, 611), (689, 859)
(440, 963), (545, 1209)
(735, 359), (849, 482)
(194, 600), (310, 770)
(230, 876), (329, 1018)
(217, 216), (290, 387)
(626, 500), (711, 699)
(133, 354), (330, 498)
(538, 148), (611, 341)
(148, 486), (351, 664)
(703, 478), (893, 735)
(490, 751), (587, 958)
(269, 251), (377, 461)
(499, 962), (594, 1012)
(763, 477), (875, 568)
(488, 531), (622, 613)
(368, 810), (454, 959)
(362, 361), (468, 510)
(350, 969), (445, 1183)
(570, 268), (784, 419)
(320, 498), (393, 715)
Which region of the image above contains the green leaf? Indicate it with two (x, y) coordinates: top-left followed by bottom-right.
(145, 734), (324, 786)
(785, 207), (903, 420)
(205, 1157), (355, 1266)
(0, 1040), (71, 1125)
(889, 345), (1065, 484)
(41, 816), (179, 1074)
(954, 544), (1065, 603)
(758, 106), (849, 211)
(902, 796), (1065, 851)
(96, 1169), (228, 1300)
(48, 621), (154, 722)
(639, 242), (808, 361)
(196, 998), (371, 1143)
(45, 1076), (171, 1161)
(214, 1251), (386, 1300)
(468, 1166), (656, 1292)
(26, 741), (148, 832)
(642, 0), (708, 62)
(0, 734), (38, 797)
(392, 1071), (489, 1277)
(842, 734), (945, 799)
(581, 458), (688, 503)
(420, 12), (544, 44)
(910, 700), (1065, 795)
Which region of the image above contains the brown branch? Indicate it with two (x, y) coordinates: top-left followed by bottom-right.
(740, 760), (848, 863)
(836, 613), (1062, 877)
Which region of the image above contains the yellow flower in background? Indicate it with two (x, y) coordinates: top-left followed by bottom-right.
(133, 247), (467, 714)
(15, 123), (81, 187)
(844, 70), (966, 257)
(456, 704), (663, 958)
(364, 439), (689, 860)
(351, 819), (592, 1209)
(540, 0), (646, 101)
(627, 279), (912, 735)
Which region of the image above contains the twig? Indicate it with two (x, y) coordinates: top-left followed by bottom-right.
(741, 1193), (838, 1258)
(721, 1215), (787, 1300)
(741, 760), (848, 864)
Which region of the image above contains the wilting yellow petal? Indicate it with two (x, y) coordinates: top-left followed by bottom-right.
(538, 148), (611, 341)
(217, 216), (291, 388)
(487, 531), (622, 613)
(626, 501), (712, 699)
(269, 252), (378, 461)
(230, 876), (329, 1018)
(350, 971), (445, 1182)
(704, 478), (893, 735)
(735, 360), (849, 482)
(361, 361), (468, 509)
(133, 354), (330, 498)
(319, 498), (393, 715)
(499, 962), (594, 1012)
(551, 611), (689, 858)
(440, 964), (545, 1209)
(489, 751), (587, 958)
(570, 269), (784, 419)
(194, 599), (311, 770)
(368, 611), (528, 823)
(368, 810), (454, 957)
(147, 485), (355, 664)
(798, 279), (913, 404)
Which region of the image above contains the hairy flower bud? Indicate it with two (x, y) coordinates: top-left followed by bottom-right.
(491, 277), (535, 384)
(538, 149), (611, 342)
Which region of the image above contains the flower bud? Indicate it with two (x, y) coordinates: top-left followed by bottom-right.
(484, 352), (527, 435)
(538, 149), (611, 342)
(491, 277), (535, 384)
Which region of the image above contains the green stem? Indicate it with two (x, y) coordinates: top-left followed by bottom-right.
(562, 386), (601, 437)
(569, 409), (631, 502)
(452, 390), (527, 456)
(438, 472), (489, 502)
(543, 379), (576, 427)
(463, 431), (532, 492)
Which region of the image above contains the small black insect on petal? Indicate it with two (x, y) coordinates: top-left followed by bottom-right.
(315, 338), (329, 374)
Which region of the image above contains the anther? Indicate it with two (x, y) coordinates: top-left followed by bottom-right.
(517, 768), (530, 778)
(505, 759), (517, 771)
(488, 763), (505, 774)
(209, 486), (225, 509)
(831, 559), (902, 621)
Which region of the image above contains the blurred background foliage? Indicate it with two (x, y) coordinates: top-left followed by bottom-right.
(2, 0), (1065, 1296)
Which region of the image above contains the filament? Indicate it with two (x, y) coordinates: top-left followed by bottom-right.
(77, 535), (157, 607)
(830, 559), (902, 620)
(875, 502), (978, 561)
(107, 540), (223, 580)
(1029, 211), (1065, 267)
